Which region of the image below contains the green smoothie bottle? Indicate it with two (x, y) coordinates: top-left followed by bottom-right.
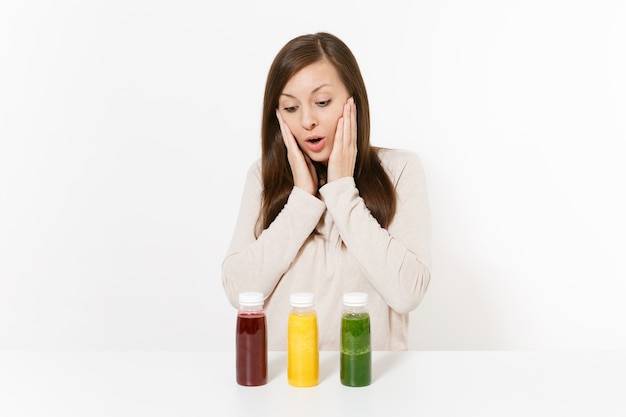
(340, 292), (371, 387)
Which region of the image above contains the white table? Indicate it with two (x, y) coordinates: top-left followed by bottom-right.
(1, 350), (625, 416)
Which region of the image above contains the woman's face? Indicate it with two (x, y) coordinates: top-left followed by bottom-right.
(277, 59), (351, 165)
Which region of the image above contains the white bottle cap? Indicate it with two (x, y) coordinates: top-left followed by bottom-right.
(239, 291), (264, 307)
(343, 292), (368, 307)
(290, 292), (315, 307)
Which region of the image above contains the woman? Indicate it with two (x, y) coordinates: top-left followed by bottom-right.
(222, 32), (431, 350)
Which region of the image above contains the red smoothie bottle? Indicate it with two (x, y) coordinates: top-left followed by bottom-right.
(236, 292), (267, 386)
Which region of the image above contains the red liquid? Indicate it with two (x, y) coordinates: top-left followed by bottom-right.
(236, 311), (267, 386)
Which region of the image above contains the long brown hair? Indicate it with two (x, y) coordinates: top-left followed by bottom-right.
(258, 32), (396, 235)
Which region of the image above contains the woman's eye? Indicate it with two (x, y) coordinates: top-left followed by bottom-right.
(317, 100), (331, 107)
(283, 106), (297, 113)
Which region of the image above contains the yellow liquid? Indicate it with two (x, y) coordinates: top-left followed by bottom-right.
(287, 311), (319, 387)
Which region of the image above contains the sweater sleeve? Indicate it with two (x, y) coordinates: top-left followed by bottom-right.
(319, 151), (431, 314)
(221, 160), (326, 308)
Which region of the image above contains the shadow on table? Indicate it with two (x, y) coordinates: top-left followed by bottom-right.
(268, 354), (286, 383)
(373, 351), (403, 382)
(319, 351), (339, 383)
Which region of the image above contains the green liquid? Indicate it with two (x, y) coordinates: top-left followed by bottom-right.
(340, 313), (371, 387)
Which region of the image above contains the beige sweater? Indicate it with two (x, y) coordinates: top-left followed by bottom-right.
(222, 148), (431, 350)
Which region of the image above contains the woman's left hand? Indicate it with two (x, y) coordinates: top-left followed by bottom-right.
(327, 97), (357, 182)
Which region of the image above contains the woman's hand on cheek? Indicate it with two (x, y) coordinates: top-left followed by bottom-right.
(327, 97), (357, 183)
(276, 110), (318, 195)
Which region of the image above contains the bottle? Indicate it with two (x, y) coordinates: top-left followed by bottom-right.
(340, 292), (371, 387)
(236, 291), (267, 386)
(287, 292), (319, 387)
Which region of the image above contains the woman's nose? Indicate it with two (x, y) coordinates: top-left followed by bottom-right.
(300, 108), (318, 130)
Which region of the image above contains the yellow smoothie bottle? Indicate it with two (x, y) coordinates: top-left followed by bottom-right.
(287, 292), (319, 387)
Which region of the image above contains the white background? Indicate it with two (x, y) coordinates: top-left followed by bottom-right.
(1, 0), (625, 351)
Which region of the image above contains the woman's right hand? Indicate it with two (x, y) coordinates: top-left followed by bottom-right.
(276, 110), (318, 195)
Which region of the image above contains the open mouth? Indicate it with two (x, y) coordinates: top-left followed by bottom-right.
(304, 135), (325, 152)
